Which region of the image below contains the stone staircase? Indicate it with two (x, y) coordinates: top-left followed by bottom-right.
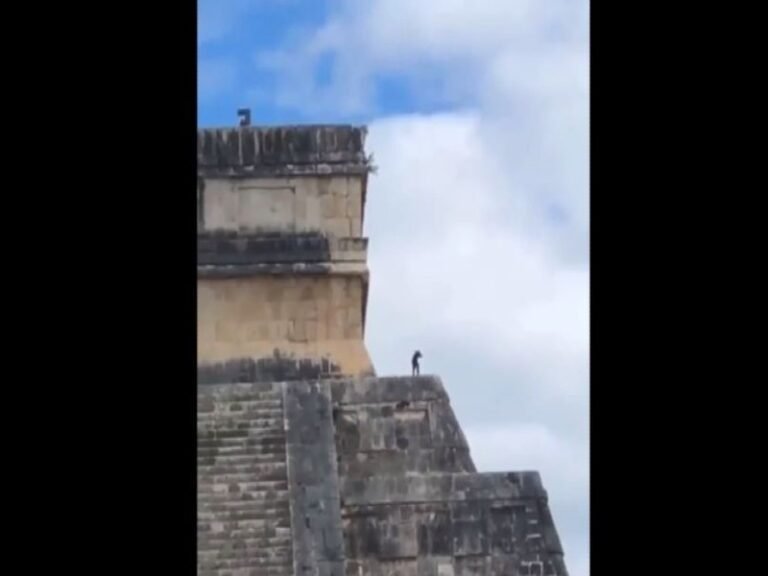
(197, 382), (293, 576)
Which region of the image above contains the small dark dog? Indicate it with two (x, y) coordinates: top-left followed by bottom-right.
(411, 350), (422, 376)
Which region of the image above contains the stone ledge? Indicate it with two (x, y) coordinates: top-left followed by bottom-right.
(198, 125), (368, 174)
(200, 163), (370, 179)
(197, 261), (368, 279)
(198, 232), (329, 266)
(337, 447), (476, 476)
(198, 355), (343, 385)
(339, 471), (567, 570)
(330, 376), (450, 405)
(197, 232), (368, 266)
(340, 472), (546, 506)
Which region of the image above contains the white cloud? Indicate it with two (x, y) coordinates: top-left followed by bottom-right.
(350, 0), (580, 64)
(365, 112), (588, 381)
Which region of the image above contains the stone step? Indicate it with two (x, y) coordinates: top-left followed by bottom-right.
(198, 461), (288, 476)
(198, 524), (291, 539)
(198, 517), (291, 531)
(198, 568), (292, 576)
(198, 493), (290, 507)
(198, 535), (292, 552)
(199, 568), (292, 576)
(198, 401), (284, 412)
(198, 553), (293, 571)
(198, 426), (285, 438)
(197, 396), (283, 414)
(198, 451), (286, 467)
(198, 456), (287, 468)
(203, 471), (284, 483)
(198, 447), (286, 460)
(198, 498), (289, 511)
(198, 507), (291, 522)
(198, 549), (292, 561)
(198, 481), (288, 493)
(198, 542), (292, 555)
(198, 415), (284, 428)
(198, 408), (284, 422)
(197, 436), (286, 451)
(198, 443), (286, 459)
(200, 456), (287, 469)
(199, 398), (284, 411)
(197, 478), (288, 500)
(198, 479), (288, 493)
(200, 496), (290, 512)
(198, 465), (286, 478)
(198, 442), (282, 454)
(198, 470), (287, 483)
(198, 550), (292, 563)
(197, 416), (285, 438)
(198, 415), (283, 425)
(197, 446), (285, 460)
(198, 382), (283, 397)
(198, 479), (288, 492)
(199, 498), (291, 511)
(199, 464), (287, 477)
(198, 563), (291, 576)
(198, 436), (287, 451)
(198, 392), (283, 403)
(198, 464), (287, 476)
(199, 477), (288, 487)
(197, 554), (292, 569)
(198, 504), (290, 516)
(197, 426), (285, 446)
(200, 440), (286, 454)
(197, 555), (293, 571)
(197, 562), (293, 576)
(198, 431), (284, 445)
(199, 403), (284, 415)
(197, 454), (285, 476)
(198, 517), (292, 532)
(197, 440), (286, 456)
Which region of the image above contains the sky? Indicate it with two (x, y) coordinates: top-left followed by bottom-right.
(198, 1), (589, 575)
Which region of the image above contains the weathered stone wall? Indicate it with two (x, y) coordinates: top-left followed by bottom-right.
(197, 382), (293, 576)
(328, 376), (568, 576)
(339, 472), (567, 576)
(197, 124), (372, 380)
(197, 233), (367, 267)
(199, 176), (364, 237)
(197, 377), (569, 576)
(331, 376), (476, 477)
(198, 275), (372, 377)
(197, 125), (368, 177)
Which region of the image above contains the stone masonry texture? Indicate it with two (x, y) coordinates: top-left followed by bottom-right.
(197, 124), (373, 377)
(197, 377), (569, 576)
(197, 123), (569, 575)
(198, 125), (368, 177)
(198, 382), (293, 576)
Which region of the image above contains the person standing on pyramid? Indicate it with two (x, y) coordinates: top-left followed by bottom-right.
(411, 350), (422, 376)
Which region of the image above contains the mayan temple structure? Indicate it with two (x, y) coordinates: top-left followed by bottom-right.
(197, 123), (569, 576)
